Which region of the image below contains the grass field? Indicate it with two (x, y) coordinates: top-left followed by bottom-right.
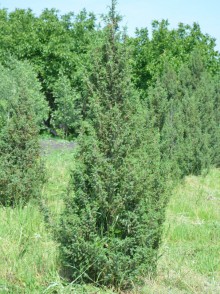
(0, 141), (219, 293)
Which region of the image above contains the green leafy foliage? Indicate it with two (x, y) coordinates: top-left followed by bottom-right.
(0, 60), (48, 129)
(52, 74), (81, 137)
(0, 7), (96, 127)
(131, 20), (220, 99)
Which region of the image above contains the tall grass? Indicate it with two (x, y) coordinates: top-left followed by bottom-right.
(0, 201), (58, 293)
(136, 169), (220, 293)
(0, 141), (219, 293)
(0, 148), (70, 293)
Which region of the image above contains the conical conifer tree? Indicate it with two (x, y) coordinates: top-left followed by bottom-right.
(0, 62), (45, 206)
(148, 50), (217, 179)
(58, 1), (169, 289)
(212, 74), (220, 166)
(147, 64), (184, 179)
(177, 50), (215, 176)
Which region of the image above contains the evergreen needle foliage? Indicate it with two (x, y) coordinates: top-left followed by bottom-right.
(58, 0), (169, 289)
(148, 50), (220, 179)
(0, 62), (46, 206)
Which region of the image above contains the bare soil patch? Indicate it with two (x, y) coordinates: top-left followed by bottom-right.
(40, 139), (76, 155)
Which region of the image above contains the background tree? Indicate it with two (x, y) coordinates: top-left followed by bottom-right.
(0, 6), (219, 138)
(0, 60), (48, 130)
(147, 49), (219, 179)
(131, 20), (220, 100)
(212, 74), (220, 166)
(0, 8), (96, 130)
(147, 64), (184, 179)
(52, 73), (81, 137)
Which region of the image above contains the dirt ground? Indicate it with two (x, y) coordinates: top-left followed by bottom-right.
(40, 139), (76, 155)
